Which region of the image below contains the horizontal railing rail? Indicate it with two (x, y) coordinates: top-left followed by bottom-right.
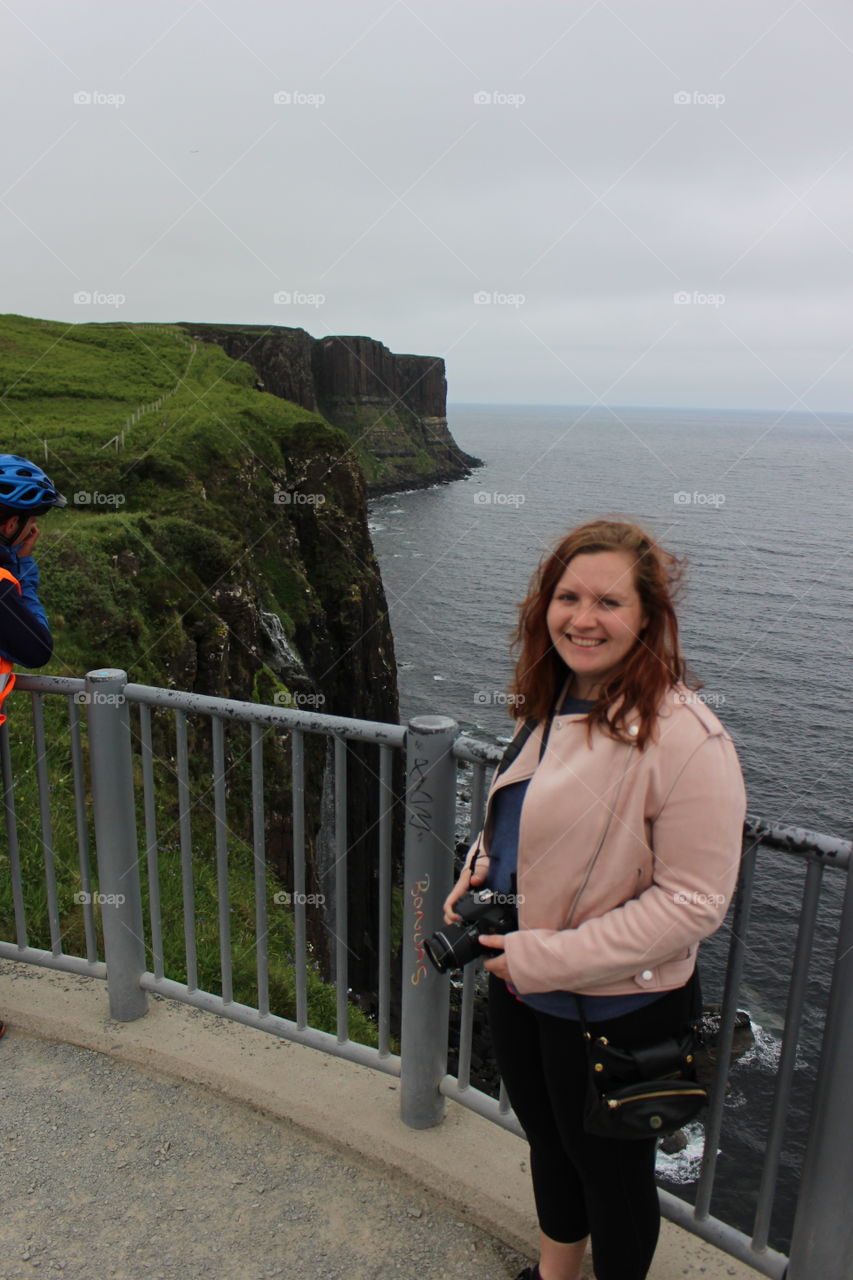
(2, 672), (851, 1278)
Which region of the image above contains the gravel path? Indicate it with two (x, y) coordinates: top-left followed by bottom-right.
(1, 1032), (528, 1280)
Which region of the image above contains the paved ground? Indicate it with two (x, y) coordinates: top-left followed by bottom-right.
(0, 962), (763, 1280)
(1, 1031), (527, 1280)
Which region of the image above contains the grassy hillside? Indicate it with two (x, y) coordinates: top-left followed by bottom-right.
(0, 313), (399, 1043)
(1, 315), (350, 678)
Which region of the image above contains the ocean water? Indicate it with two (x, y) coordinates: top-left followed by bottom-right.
(368, 403), (853, 1251)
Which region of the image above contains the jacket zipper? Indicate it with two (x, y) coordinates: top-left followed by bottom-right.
(562, 743), (636, 929)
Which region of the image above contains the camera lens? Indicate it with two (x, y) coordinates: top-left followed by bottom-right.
(424, 922), (482, 973)
(423, 928), (458, 973)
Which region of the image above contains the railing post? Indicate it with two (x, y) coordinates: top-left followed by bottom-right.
(786, 865), (853, 1278)
(400, 715), (458, 1129)
(85, 668), (148, 1021)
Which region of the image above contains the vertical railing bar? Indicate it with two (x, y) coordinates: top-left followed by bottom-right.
(456, 964), (476, 1089)
(68, 694), (97, 962)
(400, 716), (457, 1128)
(175, 709), (197, 991)
(468, 761), (488, 840)
(292, 728), (306, 1029)
(694, 836), (758, 1218)
(334, 734), (348, 1043)
(212, 716), (232, 1005)
(787, 857), (853, 1276)
(456, 759), (487, 1091)
(32, 692), (61, 955)
(85, 668), (147, 1020)
(1, 720), (27, 947)
(252, 722), (269, 1019)
(139, 703), (163, 980)
(291, 732), (308, 1027)
(751, 857), (824, 1251)
(377, 743), (393, 1057)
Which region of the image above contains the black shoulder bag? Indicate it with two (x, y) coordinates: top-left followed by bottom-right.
(578, 982), (708, 1140)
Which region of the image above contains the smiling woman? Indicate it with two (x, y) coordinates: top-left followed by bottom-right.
(443, 516), (746, 1280)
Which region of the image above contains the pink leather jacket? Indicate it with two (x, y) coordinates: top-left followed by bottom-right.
(470, 686), (746, 997)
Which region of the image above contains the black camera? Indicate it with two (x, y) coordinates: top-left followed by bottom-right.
(423, 889), (517, 974)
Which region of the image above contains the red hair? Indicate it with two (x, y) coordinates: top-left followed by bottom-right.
(510, 519), (694, 749)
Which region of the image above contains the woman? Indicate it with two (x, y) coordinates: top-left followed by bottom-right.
(443, 519), (746, 1280)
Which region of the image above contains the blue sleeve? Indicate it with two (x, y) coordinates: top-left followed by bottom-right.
(0, 571), (53, 667)
(10, 555), (49, 631)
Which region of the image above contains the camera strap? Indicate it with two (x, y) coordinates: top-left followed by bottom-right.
(495, 717), (537, 777)
(496, 686), (563, 778)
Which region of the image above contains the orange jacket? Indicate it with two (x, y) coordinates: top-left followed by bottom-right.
(0, 566), (20, 724)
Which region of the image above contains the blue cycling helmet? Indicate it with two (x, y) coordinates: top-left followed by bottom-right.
(0, 455), (67, 515)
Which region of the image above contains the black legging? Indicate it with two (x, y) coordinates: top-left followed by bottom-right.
(488, 974), (697, 1280)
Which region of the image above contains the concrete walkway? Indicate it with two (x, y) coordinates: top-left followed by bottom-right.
(0, 961), (756, 1280)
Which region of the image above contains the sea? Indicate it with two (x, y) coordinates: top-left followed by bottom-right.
(368, 403), (853, 1252)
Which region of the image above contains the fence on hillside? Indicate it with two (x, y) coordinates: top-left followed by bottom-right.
(2, 669), (852, 1279)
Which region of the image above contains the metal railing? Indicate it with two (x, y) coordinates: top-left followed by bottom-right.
(2, 670), (852, 1279)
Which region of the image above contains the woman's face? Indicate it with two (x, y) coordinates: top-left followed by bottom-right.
(546, 549), (648, 700)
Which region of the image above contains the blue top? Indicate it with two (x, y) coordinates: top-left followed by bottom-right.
(487, 692), (664, 1021)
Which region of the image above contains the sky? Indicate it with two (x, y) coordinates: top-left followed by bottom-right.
(2, 0), (852, 411)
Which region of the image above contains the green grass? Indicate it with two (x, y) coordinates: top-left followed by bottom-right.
(0, 312), (389, 1046)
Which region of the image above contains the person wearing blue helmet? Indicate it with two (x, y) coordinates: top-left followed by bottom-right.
(0, 453), (66, 700)
(0, 454), (66, 1039)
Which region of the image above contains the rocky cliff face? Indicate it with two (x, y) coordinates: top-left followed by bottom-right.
(182, 323), (480, 493)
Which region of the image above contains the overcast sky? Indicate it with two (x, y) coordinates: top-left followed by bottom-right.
(3, 0), (852, 411)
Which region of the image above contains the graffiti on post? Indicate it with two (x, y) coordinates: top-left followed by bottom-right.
(411, 875), (430, 985)
(408, 756), (432, 835)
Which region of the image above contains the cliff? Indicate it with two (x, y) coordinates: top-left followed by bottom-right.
(0, 314), (404, 1000)
(181, 323), (480, 493)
